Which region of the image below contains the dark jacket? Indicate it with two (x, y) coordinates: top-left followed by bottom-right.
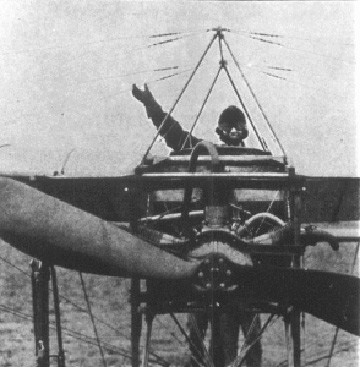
(142, 95), (201, 151)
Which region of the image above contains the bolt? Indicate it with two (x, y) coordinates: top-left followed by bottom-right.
(198, 272), (204, 278)
(226, 269), (231, 276)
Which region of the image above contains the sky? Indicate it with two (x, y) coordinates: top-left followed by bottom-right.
(0, 1), (358, 176)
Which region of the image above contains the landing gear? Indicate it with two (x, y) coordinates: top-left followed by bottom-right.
(31, 260), (65, 367)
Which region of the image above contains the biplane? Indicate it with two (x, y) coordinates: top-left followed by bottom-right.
(0, 27), (359, 367)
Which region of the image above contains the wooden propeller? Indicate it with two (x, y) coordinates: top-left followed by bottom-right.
(0, 178), (198, 279)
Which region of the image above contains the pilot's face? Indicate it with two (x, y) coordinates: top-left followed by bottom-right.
(224, 128), (242, 146)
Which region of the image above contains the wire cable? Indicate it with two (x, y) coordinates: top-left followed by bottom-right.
(223, 38), (287, 157)
(248, 35), (354, 65)
(0, 254), (131, 339)
(142, 32), (217, 162)
(79, 272), (106, 367)
(170, 313), (209, 367)
(181, 65), (222, 149)
(222, 64), (267, 151)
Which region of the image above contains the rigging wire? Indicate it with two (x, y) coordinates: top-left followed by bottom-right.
(222, 64), (267, 151)
(155, 68), (193, 82)
(142, 32), (217, 162)
(170, 313), (209, 367)
(275, 340), (359, 367)
(0, 254), (168, 365)
(0, 253), (131, 338)
(103, 67), (192, 101)
(232, 58), (351, 112)
(232, 314), (279, 367)
(189, 313), (216, 367)
(0, 303), (134, 360)
(224, 37), (286, 158)
(79, 272), (107, 367)
(249, 36), (283, 46)
(181, 65), (222, 149)
(76, 65), (181, 85)
(147, 33), (193, 48)
(244, 34), (354, 66)
(249, 31), (354, 47)
(259, 70), (351, 99)
(0, 29), (205, 58)
(267, 66), (293, 72)
(229, 28), (353, 55)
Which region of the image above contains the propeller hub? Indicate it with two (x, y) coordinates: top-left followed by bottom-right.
(194, 253), (237, 292)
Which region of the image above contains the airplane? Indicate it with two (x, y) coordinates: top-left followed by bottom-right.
(0, 27), (359, 367)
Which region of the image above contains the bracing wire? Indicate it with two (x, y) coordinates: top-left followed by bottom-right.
(0, 303), (133, 360)
(0, 253), (169, 367)
(232, 314), (278, 367)
(236, 60), (352, 111)
(170, 313), (209, 367)
(250, 36), (283, 46)
(222, 65), (267, 151)
(0, 29), (205, 58)
(250, 31), (354, 47)
(223, 38), (287, 157)
(79, 272), (107, 367)
(147, 33), (193, 48)
(258, 69), (352, 100)
(246, 34), (354, 65)
(188, 314), (215, 367)
(181, 65), (222, 149)
(0, 253), (131, 339)
(142, 32), (217, 162)
(229, 28), (354, 65)
(155, 68), (193, 82)
(76, 65), (181, 85)
(101, 68), (192, 100)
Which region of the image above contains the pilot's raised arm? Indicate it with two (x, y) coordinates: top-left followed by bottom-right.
(132, 84), (201, 151)
(132, 83), (249, 151)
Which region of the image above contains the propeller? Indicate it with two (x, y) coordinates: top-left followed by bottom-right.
(191, 254), (359, 335)
(0, 178), (198, 279)
(229, 265), (359, 336)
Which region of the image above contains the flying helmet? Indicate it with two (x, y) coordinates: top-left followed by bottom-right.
(216, 105), (248, 146)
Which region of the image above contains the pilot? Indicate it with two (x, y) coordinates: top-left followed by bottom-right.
(132, 84), (261, 367)
(132, 84), (248, 150)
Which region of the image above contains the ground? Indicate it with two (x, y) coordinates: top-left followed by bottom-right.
(0, 238), (358, 367)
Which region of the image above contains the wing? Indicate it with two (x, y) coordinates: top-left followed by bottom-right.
(304, 176), (360, 222)
(2, 172), (139, 221)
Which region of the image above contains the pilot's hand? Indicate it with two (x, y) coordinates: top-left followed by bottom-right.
(132, 83), (152, 104)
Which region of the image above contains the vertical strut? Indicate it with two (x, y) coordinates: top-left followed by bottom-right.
(131, 279), (142, 367)
(287, 167), (304, 367)
(141, 312), (154, 367)
(50, 266), (66, 367)
(31, 260), (50, 367)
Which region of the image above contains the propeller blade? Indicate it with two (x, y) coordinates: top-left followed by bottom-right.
(0, 178), (197, 279)
(232, 266), (359, 335)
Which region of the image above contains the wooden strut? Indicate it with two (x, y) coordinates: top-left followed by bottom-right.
(31, 260), (66, 367)
(130, 187), (143, 367)
(286, 166), (304, 367)
(31, 260), (50, 367)
(51, 266), (66, 367)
